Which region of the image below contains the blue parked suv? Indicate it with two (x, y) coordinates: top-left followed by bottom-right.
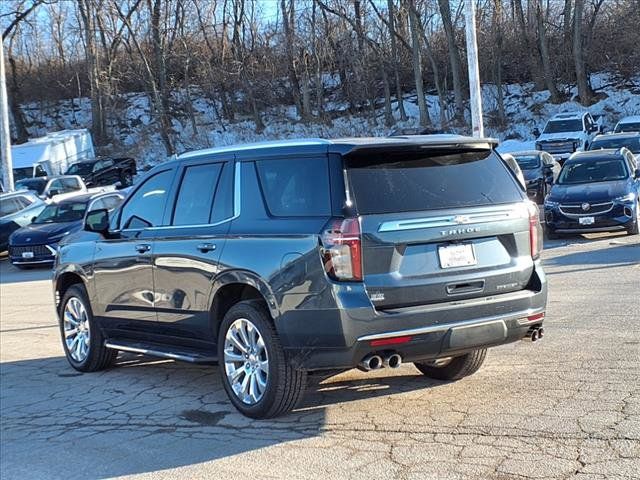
(52, 136), (548, 418)
(544, 148), (640, 237)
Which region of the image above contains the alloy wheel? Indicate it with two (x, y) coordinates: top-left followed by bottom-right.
(223, 318), (269, 405)
(63, 297), (91, 362)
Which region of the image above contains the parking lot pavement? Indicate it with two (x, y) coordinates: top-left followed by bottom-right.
(1, 235), (639, 480)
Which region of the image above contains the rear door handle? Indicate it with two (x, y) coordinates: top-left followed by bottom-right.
(197, 243), (216, 253)
(135, 244), (151, 254)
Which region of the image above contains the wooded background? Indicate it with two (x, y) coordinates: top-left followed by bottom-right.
(2, 0), (639, 154)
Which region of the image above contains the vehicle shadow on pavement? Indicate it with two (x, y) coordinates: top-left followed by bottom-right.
(0, 258), (52, 284)
(0, 353), (442, 478)
(545, 241), (640, 269)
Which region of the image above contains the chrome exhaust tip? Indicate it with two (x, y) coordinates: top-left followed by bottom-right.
(383, 353), (402, 369)
(358, 354), (383, 372)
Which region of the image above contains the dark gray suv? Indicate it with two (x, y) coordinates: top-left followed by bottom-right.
(53, 135), (547, 418)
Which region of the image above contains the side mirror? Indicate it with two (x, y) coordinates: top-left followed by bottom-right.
(85, 209), (110, 234)
(47, 189), (60, 198)
(31, 216), (37, 223)
(634, 168), (640, 179)
(532, 127), (541, 137)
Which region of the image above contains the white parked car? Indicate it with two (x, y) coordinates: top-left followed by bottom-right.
(534, 112), (601, 162)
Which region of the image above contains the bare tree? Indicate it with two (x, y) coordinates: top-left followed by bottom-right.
(573, 0), (592, 105)
(436, 0), (463, 121)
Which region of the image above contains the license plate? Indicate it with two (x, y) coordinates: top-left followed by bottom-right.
(579, 216), (595, 225)
(438, 244), (477, 269)
(21, 251), (34, 259)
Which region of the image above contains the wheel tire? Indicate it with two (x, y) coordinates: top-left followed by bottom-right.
(121, 171), (133, 187)
(59, 284), (117, 372)
(545, 227), (559, 240)
(414, 349), (487, 381)
(218, 300), (307, 419)
(627, 201), (640, 235)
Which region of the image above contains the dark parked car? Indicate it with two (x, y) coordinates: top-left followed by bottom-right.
(544, 149), (640, 237)
(53, 136), (547, 418)
(9, 191), (124, 268)
(0, 191), (46, 252)
(589, 132), (640, 162)
(66, 157), (136, 188)
(511, 151), (561, 204)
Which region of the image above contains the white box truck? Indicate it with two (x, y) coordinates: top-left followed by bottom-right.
(9, 129), (95, 182)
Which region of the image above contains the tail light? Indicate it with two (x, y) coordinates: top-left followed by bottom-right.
(321, 217), (362, 281)
(528, 202), (543, 259)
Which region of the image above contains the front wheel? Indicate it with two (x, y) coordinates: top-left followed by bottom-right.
(627, 201), (639, 235)
(59, 284), (117, 372)
(218, 300), (307, 419)
(414, 349), (487, 381)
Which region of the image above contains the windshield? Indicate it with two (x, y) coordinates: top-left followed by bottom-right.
(557, 159), (629, 185)
(514, 155), (540, 169)
(66, 163), (94, 175)
(33, 202), (87, 224)
(590, 137), (640, 153)
(543, 119), (583, 134)
(614, 122), (640, 133)
(15, 178), (47, 195)
(12, 167), (33, 182)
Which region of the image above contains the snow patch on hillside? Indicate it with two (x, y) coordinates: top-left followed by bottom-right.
(17, 72), (640, 168)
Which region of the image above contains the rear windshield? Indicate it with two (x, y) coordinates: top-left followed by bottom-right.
(514, 155), (540, 169)
(346, 149), (524, 214)
(558, 159), (629, 185)
(66, 163), (94, 175)
(15, 178), (47, 194)
(590, 137), (640, 153)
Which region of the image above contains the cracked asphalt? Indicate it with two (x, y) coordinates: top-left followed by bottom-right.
(1, 233), (639, 480)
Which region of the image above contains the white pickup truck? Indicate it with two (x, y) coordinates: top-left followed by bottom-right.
(13, 175), (115, 203)
(534, 112), (603, 162)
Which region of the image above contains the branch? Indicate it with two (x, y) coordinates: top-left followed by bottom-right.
(2, 0), (44, 40)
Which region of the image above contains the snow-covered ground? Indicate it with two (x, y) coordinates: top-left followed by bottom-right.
(17, 72), (640, 168)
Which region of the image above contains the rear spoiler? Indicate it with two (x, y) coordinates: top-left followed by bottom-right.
(334, 136), (499, 158)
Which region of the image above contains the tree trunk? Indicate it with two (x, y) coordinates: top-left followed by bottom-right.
(437, 0), (464, 121)
(408, 1), (429, 127)
(387, 0), (406, 121)
(77, 0), (106, 145)
(7, 54), (28, 143)
(535, 1), (562, 103)
(380, 61), (394, 127)
(281, 0), (303, 119)
(573, 0), (592, 105)
(492, 0), (506, 123)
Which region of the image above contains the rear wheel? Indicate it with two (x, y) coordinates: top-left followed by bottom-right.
(59, 284), (117, 372)
(120, 171), (134, 187)
(414, 349), (487, 381)
(218, 300), (307, 418)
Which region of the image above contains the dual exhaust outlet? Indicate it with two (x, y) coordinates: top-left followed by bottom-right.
(358, 353), (402, 372)
(523, 325), (545, 342)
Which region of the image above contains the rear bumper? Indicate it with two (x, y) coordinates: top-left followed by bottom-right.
(279, 262), (547, 370)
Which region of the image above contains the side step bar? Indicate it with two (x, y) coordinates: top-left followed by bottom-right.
(105, 339), (217, 364)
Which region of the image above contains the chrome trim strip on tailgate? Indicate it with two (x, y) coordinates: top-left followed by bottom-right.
(378, 207), (525, 232)
(357, 308), (541, 342)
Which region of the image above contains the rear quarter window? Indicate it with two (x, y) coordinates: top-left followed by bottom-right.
(346, 149), (525, 215)
(255, 158), (331, 217)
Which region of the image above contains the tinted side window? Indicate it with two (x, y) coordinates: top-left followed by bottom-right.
(0, 198), (21, 216)
(62, 178), (81, 190)
(91, 195), (122, 212)
(255, 158), (331, 216)
(346, 150), (525, 214)
(172, 163), (223, 226)
(120, 170), (174, 229)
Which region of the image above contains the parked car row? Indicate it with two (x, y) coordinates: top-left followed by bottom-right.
(508, 112), (639, 237)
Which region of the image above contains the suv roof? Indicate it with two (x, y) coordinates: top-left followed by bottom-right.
(594, 132), (640, 140)
(178, 135), (498, 161)
(617, 115), (640, 123)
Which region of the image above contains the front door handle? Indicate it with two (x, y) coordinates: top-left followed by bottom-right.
(135, 244), (151, 254)
(197, 243), (216, 253)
